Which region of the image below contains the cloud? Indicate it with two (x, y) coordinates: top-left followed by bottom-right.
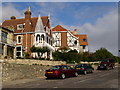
(2, 3), (23, 22)
(63, 10), (118, 56)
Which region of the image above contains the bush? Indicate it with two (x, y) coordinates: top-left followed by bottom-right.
(23, 52), (30, 59)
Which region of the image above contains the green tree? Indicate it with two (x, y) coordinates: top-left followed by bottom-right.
(30, 46), (50, 59)
(23, 52), (30, 59)
(94, 48), (114, 61)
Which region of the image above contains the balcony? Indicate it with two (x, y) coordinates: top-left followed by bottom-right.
(1, 37), (16, 46)
(35, 41), (55, 51)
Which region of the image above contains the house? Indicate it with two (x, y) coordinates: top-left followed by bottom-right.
(2, 7), (55, 59)
(52, 25), (88, 52)
(0, 26), (16, 59)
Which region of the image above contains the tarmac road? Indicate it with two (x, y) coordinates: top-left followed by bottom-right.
(2, 66), (119, 89)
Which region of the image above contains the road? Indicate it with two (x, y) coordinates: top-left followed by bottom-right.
(3, 66), (119, 89)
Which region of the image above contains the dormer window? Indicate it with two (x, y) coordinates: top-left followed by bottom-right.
(17, 24), (24, 30)
(83, 38), (87, 42)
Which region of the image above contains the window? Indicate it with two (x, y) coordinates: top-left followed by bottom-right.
(83, 45), (86, 49)
(36, 34), (40, 42)
(41, 34), (44, 40)
(62, 66), (68, 70)
(74, 40), (77, 45)
(2, 31), (8, 43)
(16, 46), (22, 58)
(50, 66), (60, 70)
(17, 36), (22, 44)
(83, 38), (87, 42)
(17, 24), (24, 30)
(47, 37), (49, 43)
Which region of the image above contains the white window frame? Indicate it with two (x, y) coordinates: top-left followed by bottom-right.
(16, 45), (22, 58)
(17, 35), (22, 44)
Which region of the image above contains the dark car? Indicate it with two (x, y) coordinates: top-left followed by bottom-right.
(45, 65), (78, 79)
(75, 64), (94, 75)
(97, 58), (115, 70)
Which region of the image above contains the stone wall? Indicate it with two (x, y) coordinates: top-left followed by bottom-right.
(2, 59), (66, 82)
(3, 59), (66, 66)
(2, 63), (51, 82)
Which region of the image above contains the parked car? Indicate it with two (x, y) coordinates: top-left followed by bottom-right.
(75, 64), (94, 75)
(45, 65), (78, 79)
(97, 58), (115, 70)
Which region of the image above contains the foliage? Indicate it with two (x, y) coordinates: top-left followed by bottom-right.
(53, 49), (81, 63)
(30, 45), (36, 52)
(23, 52), (30, 59)
(94, 48), (114, 61)
(30, 46), (50, 59)
(59, 47), (69, 53)
(53, 47), (120, 63)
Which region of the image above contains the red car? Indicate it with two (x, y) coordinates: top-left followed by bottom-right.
(45, 65), (78, 79)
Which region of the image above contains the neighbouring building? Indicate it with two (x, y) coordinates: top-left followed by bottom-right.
(0, 26), (16, 59)
(52, 25), (88, 52)
(2, 7), (55, 59)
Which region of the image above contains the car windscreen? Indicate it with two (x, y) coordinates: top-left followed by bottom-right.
(50, 66), (60, 70)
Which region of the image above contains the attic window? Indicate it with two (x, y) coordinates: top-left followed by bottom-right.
(83, 38), (87, 42)
(17, 24), (24, 30)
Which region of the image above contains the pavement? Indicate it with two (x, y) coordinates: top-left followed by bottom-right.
(2, 66), (119, 89)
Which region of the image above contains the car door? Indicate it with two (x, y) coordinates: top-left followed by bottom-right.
(62, 66), (69, 77)
(87, 65), (92, 72)
(67, 66), (74, 76)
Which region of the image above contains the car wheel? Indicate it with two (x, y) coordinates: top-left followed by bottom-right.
(61, 74), (66, 79)
(74, 72), (78, 77)
(84, 71), (87, 75)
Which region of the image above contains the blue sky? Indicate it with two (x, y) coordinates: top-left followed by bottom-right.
(2, 2), (117, 26)
(2, 2), (118, 56)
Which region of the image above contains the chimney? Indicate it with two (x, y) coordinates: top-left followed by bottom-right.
(10, 16), (16, 20)
(73, 29), (78, 35)
(24, 6), (31, 19)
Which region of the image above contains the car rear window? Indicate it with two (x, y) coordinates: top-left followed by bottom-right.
(102, 59), (109, 62)
(75, 64), (83, 68)
(50, 66), (60, 70)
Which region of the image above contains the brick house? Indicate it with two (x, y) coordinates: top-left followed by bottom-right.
(52, 25), (88, 52)
(2, 7), (55, 59)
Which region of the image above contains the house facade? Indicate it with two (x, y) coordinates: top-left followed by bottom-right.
(0, 26), (16, 59)
(2, 7), (88, 59)
(2, 7), (55, 59)
(52, 25), (88, 52)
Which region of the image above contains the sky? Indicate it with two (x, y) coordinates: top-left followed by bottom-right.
(1, 2), (119, 56)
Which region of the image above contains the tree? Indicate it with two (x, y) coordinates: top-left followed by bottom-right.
(94, 48), (114, 61)
(59, 47), (69, 53)
(30, 46), (50, 59)
(30, 45), (36, 53)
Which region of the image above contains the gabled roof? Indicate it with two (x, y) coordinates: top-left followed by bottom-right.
(52, 25), (68, 32)
(2, 16), (50, 33)
(75, 34), (88, 45)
